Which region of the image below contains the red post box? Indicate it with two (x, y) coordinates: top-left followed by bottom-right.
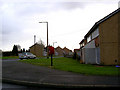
(48, 46), (54, 55)
(48, 46), (54, 66)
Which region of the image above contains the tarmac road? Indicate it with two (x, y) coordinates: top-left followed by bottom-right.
(2, 59), (120, 88)
(2, 83), (27, 89)
(2, 83), (63, 90)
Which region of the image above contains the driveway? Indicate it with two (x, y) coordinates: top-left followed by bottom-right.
(2, 60), (120, 88)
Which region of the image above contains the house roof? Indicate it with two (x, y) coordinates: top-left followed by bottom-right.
(63, 47), (72, 52)
(74, 49), (80, 52)
(55, 46), (63, 50)
(79, 39), (84, 44)
(84, 8), (120, 38)
(29, 43), (44, 48)
(55, 46), (72, 52)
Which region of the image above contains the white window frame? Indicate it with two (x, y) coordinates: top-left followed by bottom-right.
(92, 28), (99, 39)
(87, 35), (92, 43)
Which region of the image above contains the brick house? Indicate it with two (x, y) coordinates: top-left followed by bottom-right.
(63, 47), (72, 56)
(79, 8), (120, 65)
(79, 39), (85, 63)
(55, 46), (64, 56)
(55, 46), (73, 56)
(29, 43), (45, 57)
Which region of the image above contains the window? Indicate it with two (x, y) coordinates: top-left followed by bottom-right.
(80, 43), (84, 48)
(87, 35), (91, 42)
(86, 28), (99, 43)
(92, 28), (99, 39)
(80, 44), (82, 48)
(82, 43), (84, 47)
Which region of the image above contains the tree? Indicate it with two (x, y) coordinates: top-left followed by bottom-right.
(20, 49), (23, 53)
(12, 45), (18, 56)
(23, 48), (25, 52)
(26, 49), (30, 52)
(37, 39), (45, 46)
(16, 45), (21, 51)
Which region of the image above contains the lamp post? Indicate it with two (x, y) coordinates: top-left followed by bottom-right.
(53, 42), (57, 47)
(39, 21), (49, 58)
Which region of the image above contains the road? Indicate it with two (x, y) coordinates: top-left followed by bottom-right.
(2, 59), (120, 88)
(2, 83), (71, 90)
(2, 83), (27, 89)
(2, 59), (20, 62)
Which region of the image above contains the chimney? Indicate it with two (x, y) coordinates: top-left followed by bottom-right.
(34, 35), (36, 44)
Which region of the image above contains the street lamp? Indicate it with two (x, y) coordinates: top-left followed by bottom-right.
(39, 21), (49, 58)
(53, 42), (57, 47)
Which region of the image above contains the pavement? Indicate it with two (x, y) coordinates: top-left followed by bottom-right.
(2, 59), (120, 88)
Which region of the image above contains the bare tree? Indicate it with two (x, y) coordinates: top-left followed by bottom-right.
(37, 39), (45, 46)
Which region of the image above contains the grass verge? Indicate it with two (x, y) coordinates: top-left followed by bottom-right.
(19, 57), (119, 76)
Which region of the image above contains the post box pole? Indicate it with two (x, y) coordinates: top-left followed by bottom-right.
(51, 54), (53, 66)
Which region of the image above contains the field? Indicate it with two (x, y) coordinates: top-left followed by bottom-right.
(19, 57), (119, 76)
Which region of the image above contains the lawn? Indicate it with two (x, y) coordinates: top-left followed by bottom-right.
(19, 57), (119, 76)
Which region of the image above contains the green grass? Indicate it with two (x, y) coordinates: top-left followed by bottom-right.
(19, 57), (119, 76)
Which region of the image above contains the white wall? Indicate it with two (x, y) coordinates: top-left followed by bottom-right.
(83, 39), (100, 64)
(84, 40), (95, 49)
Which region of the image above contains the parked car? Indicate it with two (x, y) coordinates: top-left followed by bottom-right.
(18, 52), (36, 60)
(43, 50), (47, 56)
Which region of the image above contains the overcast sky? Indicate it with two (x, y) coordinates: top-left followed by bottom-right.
(1, 0), (120, 51)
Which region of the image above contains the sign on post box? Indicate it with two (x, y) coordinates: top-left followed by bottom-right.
(48, 46), (54, 55)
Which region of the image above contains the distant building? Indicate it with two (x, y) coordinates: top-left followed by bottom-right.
(63, 47), (73, 56)
(29, 43), (45, 57)
(79, 8), (120, 65)
(54, 46), (73, 57)
(55, 46), (64, 56)
(73, 49), (80, 60)
(79, 39), (85, 63)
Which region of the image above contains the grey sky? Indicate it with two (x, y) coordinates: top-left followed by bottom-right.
(1, 0), (120, 51)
